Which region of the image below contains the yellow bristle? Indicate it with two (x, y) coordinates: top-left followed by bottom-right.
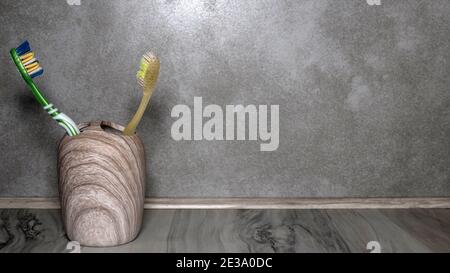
(136, 59), (149, 86)
(25, 62), (39, 70)
(20, 52), (34, 61)
(136, 52), (159, 89)
(27, 64), (40, 73)
(21, 55), (34, 64)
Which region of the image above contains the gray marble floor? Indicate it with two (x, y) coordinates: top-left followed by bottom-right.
(0, 209), (449, 253)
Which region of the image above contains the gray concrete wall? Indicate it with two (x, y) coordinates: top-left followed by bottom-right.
(0, 0), (449, 197)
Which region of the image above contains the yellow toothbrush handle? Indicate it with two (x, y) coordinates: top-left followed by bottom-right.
(123, 92), (151, 135)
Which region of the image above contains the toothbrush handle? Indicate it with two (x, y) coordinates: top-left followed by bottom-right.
(123, 92), (151, 135)
(43, 104), (80, 136)
(55, 112), (80, 136)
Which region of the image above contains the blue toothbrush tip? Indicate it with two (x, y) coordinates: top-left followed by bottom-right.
(30, 68), (44, 78)
(16, 40), (31, 56)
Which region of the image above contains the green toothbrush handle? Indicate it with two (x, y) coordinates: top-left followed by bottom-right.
(43, 104), (80, 136)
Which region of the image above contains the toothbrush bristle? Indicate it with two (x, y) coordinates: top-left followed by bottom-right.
(15, 41), (44, 78)
(15, 40), (31, 56)
(136, 52), (158, 87)
(29, 67), (44, 78)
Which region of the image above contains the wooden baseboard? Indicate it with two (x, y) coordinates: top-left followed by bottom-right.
(0, 197), (449, 209)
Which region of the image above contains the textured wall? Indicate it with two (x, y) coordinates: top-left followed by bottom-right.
(0, 0), (449, 197)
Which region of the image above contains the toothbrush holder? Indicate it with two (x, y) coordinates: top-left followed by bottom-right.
(57, 120), (146, 247)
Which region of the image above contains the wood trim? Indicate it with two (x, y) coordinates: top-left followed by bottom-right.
(0, 197), (449, 209)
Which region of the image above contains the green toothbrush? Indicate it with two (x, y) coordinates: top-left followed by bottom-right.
(10, 40), (80, 136)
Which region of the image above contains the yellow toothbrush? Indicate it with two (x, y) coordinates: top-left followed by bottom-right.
(123, 52), (160, 135)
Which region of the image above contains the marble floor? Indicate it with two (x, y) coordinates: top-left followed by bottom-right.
(0, 209), (449, 253)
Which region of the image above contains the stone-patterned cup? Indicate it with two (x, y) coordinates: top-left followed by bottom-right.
(57, 121), (146, 247)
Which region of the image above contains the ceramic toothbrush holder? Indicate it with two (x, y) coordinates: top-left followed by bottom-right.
(58, 121), (146, 247)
